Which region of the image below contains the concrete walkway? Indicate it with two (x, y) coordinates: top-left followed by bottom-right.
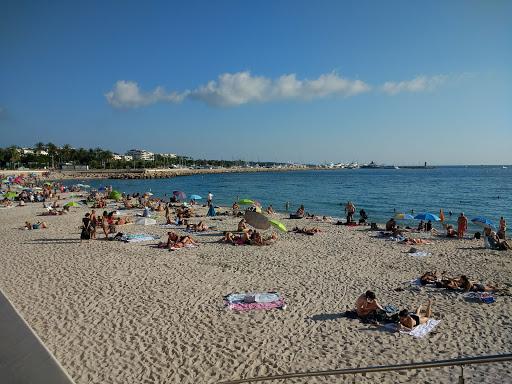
(0, 289), (75, 384)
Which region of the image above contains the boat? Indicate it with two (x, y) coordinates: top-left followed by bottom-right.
(394, 166), (400, 169)
(360, 161), (380, 169)
(503, 166), (508, 169)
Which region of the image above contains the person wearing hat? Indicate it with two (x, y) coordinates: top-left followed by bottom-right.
(457, 213), (468, 239)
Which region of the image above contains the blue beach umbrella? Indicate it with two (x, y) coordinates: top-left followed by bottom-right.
(471, 216), (496, 229)
(414, 212), (441, 221)
(190, 194), (202, 200)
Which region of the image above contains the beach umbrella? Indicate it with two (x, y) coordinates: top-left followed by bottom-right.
(238, 199), (254, 205)
(395, 213), (415, 220)
(64, 201), (81, 208)
(414, 212), (441, 221)
(109, 190), (122, 201)
(471, 216), (496, 229)
(44, 182), (52, 186)
(135, 217), (157, 226)
(244, 211), (271, 230)
(98, 186), (106, 192)
(3, 192), (17, 199)
(190, 194), (202, 200)
(269, 219), (287, 232)
(173, 190), (186, 200)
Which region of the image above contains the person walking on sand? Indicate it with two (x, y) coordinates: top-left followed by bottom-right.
(457, 212), (468, 239)
(207, 191), (213, 206)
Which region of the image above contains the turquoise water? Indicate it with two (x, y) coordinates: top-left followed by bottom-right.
(72, 166), (511, 227)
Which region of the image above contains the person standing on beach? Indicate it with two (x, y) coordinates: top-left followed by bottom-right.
(457, 213), (468, 239)
(285, 201), (290, 211)
(499, 217), (507, 239)
(207, 191), (213, 206)
(345, 201), (356, 223)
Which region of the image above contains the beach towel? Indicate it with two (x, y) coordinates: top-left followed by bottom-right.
(169, 243), (198, 251)
(408, 251), (431, 257)
(224, 292), (285, 311)
(463, 292), (496, 304)
(121, 233), (159, 242)
(400, 319), (441, 338)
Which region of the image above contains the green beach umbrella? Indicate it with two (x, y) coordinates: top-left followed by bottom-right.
(109, 190), (123, 201)
(239, 199), (255, 205)
(3, 191), (17, 199)
(44, 182), (52, 186)
(269, 219), (287, 232)
(64, 201), (81, 208)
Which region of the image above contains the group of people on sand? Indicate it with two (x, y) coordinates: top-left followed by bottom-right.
(81, 209), (133, 240)
(220, 229), (277, 246)
(354, 290), (432, 331)
(419, 271), (498, 292)
(157, 231), (198, 250)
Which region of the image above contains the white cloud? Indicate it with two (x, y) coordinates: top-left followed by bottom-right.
(106, 71), (370, 108)
(105, 80), (187, 108)
(381, 75), (447, 95)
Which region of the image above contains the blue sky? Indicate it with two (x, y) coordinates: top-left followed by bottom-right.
(1, 0), (511, 164)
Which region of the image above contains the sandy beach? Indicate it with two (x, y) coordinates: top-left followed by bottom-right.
(1, 195), (511, 383)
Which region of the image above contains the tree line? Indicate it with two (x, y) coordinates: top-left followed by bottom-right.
(0, 143), (281, 170)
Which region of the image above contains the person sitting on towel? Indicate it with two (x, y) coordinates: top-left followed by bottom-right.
(398, 300), (432, 330)
(355, 291), (384, 319)
(386, 218), (397, 231)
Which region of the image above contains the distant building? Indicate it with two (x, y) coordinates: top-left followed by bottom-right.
(159, 153), (177, 158)
(126, 149), (154, 161)
(20, 148), (34, 155)
(123, 155), (133, 161)
(112, 154), (123, 161)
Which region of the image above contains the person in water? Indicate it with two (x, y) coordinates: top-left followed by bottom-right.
(398, 300), (432, 330)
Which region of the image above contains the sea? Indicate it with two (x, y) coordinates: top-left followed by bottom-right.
(70, 166), (511, 229)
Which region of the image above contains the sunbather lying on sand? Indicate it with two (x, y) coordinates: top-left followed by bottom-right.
(158, 231), (198, 249)
(291, 226), (321, 235)
(419, 271), (441, 285)
(398, 300), (432, 330)
(460, 275), (498, 292)
(23, 221), (47, 230)
(400, 237), (429, 245)
(219, 230), (253, 245)
(186, 221), (209, 232)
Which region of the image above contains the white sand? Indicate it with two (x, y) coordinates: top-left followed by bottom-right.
(1, 197), (511, 383)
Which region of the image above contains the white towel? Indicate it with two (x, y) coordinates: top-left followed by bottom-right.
(409, 251), (431, 257)
(400, 319), (441, 338)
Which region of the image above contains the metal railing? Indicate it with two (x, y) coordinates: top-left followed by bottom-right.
(219, 353), (512, 384)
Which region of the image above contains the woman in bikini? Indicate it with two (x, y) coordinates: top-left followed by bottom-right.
(398, 300), (433, 330)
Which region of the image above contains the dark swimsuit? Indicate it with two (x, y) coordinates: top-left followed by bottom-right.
(410, 314), (420, 327)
